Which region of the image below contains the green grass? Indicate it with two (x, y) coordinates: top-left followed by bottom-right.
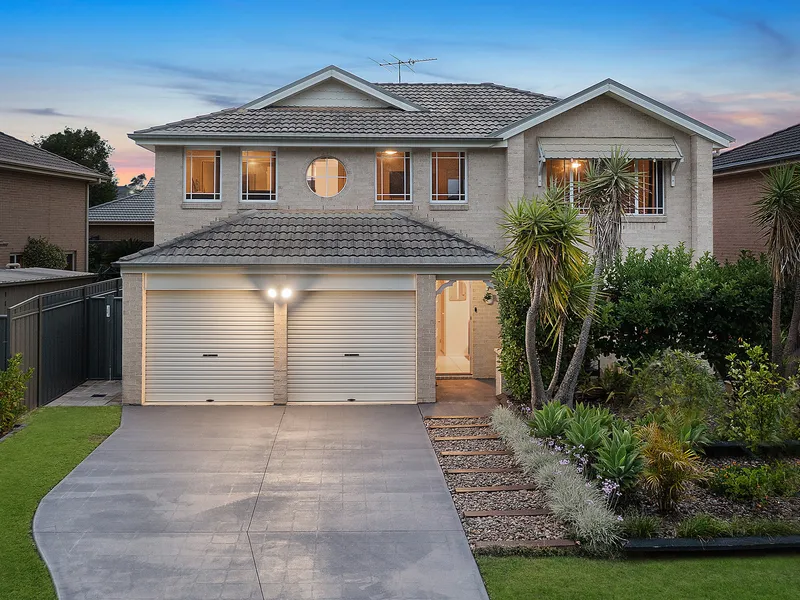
(0, 407), (121, 600)
(478, 555), (800, 600)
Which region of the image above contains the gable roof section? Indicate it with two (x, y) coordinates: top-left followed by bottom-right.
(89, 178), (155, 223)
(713, 122), (800, 173)
(0, 132), (108, 181)
(493, 79), (734, 148)
(117, 210), (501, 267)
(241, 65), (425, 112)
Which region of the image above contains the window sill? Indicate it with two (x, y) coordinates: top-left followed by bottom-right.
(429, 203), (469, 211)
(182, 202), (222, 209)
(624, 215), (667, 223)
(238, 202), (279, 210)
(373, 202), (413, 210)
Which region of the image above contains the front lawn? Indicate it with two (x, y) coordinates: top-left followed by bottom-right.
(478, 555), (800, 600)
(0, 407), (121, 600)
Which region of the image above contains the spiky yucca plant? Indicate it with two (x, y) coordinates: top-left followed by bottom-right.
(636, 421), (709, 512)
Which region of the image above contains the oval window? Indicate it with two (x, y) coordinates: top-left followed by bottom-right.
(306, 157), (347, 197)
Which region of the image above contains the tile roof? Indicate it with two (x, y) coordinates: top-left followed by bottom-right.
(714, 123), (800, 172)
(0, 132), (107, 180)
(0, 267), (95, 286)
(89, 178), (155, 223)
(118, 210), (501, 267)
(131, 83), (558, 140)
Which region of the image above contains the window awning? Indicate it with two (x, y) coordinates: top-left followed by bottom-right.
(538, 137), (683, 160)
(536, 137), (684, 187)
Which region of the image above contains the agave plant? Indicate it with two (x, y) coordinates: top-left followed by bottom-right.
(636, 421), (710, 512)
(595, 427), (644, 491)
(529, 400), (572, 438)
(564, 412), (608, 454)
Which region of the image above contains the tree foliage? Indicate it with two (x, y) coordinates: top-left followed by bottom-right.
(20, 237), (67, 270)
(35, 127), (118, 206)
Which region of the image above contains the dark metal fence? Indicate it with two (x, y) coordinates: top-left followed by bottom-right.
(5, 279), (122, 409)
(0, 315), (7, 370)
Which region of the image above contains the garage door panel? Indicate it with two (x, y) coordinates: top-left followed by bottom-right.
(288, 291), (416, 403)
(145, 291), (274, 403)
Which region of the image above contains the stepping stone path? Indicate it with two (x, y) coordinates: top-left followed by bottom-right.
(425, 414), (576, 552)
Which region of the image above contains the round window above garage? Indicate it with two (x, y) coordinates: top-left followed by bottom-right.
(306, 157), (347, 197)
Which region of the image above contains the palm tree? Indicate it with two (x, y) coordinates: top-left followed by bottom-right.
(500, 185), (588, 407)
(553, 148), (640, 405)
(753, 164), (800, 372)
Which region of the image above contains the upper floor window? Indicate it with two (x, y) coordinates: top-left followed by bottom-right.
(376, 151), (411, 202)
(431, 152), (467, 203)
(241, 150), (276, 201)
(185, 150), (220, 201)
(546, 158), (665, 215)
(306, 157), (346, 197)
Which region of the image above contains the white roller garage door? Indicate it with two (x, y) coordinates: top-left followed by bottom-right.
(288, 291), (416, 402)
(145, 290), (274, 403)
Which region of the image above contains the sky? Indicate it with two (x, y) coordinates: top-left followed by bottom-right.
(1, 1), (799, 184)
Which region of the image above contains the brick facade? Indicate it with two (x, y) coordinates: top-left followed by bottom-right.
(89, 223), (154, 243)
(0, 169), (88, 269)
(713, 169), (769, 263)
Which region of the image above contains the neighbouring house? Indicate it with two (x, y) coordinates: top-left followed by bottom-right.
(0, 132), (108, 271)
(89, 177), (155, 246)
(120, 65), (733, 405)
(0, 266), (96, 315)
(713, 122), (800, 263)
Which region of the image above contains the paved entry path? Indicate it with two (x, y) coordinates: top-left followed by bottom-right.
(34, 406), (489, 600)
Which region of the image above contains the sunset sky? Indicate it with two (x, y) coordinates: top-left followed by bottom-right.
(2, 1), (798, 184)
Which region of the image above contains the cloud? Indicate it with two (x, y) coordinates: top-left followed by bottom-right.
(11, 107), (71, 117)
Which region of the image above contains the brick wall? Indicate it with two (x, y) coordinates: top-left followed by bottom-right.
(89, 223), (154, 243)
(121, 272), (145, 404)
(713, 169), (768, 263)
(470, 281), (501, 379)
(0, 169), (88, 269)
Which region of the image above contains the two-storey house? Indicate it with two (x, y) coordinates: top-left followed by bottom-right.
(120, 66), (733, 405)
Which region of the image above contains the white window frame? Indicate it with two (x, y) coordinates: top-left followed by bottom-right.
(65, 251), (76, 271)
(306, 156), (348, 198)
(184, 149), (221, 202)
(430, 151), (468, 204)
(9, 253), (21, 264)
(375, 151), (412, 203)
(240, 149), (278, 202)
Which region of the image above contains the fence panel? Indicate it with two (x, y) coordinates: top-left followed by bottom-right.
(112, 296), (122, 379)
(7, 279), (122, 408)
(0, 314), (7, 370)
(87, 294), (122, 381)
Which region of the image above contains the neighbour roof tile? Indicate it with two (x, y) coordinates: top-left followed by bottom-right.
(0, 131), (107, 179)
(89, 178), (155, 222)
(0, 267), (95, 286)
(117, 210), (501, 267)
(131, 83), (558, 139)
(713, 122), (800, 171)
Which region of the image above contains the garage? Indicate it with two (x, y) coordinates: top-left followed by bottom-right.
(145, 290), (275, 403)
(287, 291), (416, 402)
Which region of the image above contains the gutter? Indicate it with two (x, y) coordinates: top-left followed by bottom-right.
(713, 152), (800, 175)
(0, 160), (108, 183)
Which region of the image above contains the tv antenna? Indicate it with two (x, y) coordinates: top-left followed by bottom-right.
(370, 56), (437, 83)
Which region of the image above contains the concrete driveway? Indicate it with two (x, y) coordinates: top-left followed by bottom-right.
(34, 406), (489, 600)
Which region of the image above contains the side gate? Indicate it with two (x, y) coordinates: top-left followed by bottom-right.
(7, 279), (122, 409)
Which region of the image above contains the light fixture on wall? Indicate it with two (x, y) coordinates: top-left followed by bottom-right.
(571, 160), (581, 170)
(281, 288), (292, 299)
(267, 288), (278, 299)
(383, 150), (398, 155)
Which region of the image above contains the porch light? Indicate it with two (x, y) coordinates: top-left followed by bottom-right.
(281, 288), (292, 299)
(571, 160), (581, 170)
(267, 288), (278, 299)
(383, 150), (398, 155)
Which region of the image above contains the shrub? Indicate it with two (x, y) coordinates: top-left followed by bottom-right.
(491, 406), (621, 553)
(19, 236), (67, 269)
(630, 349), (724, 415)
(529, 401), (572, 438)
(595, 427), (644, 491)
(637, 421), (709, 512)
(642, 404), (711, 451)
(718, 342), (799, 447)
(676, 515), (800, 539)
(564, 412), (607, 455)
(709, 462), (800, 502)
(597, 364), (634, 401)
(621, 514), (662, 539)
(594, 246), (774, 375)
(0, 354), (34, 435)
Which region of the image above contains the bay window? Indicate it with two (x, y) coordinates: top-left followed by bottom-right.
(431, 152), (467, 203)
(241, 150), (276, 201)
(185, 149), (220, 201)
(376, 151), (411, 202)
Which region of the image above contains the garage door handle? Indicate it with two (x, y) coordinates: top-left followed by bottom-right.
(344, 353), (359, 357)
(202, 353), (219, 357)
